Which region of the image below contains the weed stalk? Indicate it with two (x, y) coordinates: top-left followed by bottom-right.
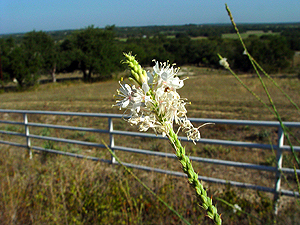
(168, 128), (222, 224)
(103, 141), (192, 225)
(224, 2), (300, 214)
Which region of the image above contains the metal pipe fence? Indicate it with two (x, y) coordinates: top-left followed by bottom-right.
(0, 109), (299, 207)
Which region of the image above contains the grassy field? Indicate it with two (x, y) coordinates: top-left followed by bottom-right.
(115, 30), (277, 42)
(1, 67), (300, 224)
(222, 30), (280, 39)
(1, 67), (300, 121)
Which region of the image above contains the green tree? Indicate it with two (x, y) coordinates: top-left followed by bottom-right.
(57, 38), (79, 73)
(23, 31), (58, 82)
(282, 29), (300, 51)
(243, 35), (294, 73)
(6, 45), (41, 87)
(188, 39), (219, 67)
(163, 34), (191, 65)
(0, 37), (15, 85)
(71, 25), (120, 81)
(3, 30), (57, 87)
(121, 35), (172, 66)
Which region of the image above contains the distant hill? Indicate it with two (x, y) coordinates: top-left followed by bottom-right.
(1, 22), (300, 41)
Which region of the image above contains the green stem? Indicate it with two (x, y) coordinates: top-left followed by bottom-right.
(294, 166), (300, 201)
(217, 54), (274, 116)
(225, 3), (300, 113)
(168, 129), (222, 225)
(215, 197), (263, 223)
(251, 56), (300, 113)
(103, 141), (192, 225)
(225, 3), (300, 168)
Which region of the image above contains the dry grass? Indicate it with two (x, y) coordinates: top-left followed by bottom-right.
(1, 67), (300, 224)
(2, 67), (300, 121)
(222, 30), (280, 39)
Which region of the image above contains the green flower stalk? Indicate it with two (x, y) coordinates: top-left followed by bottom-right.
(168, 129), (221, 224)
(122, 52), (148, 89)
(114, 52), (222, 224)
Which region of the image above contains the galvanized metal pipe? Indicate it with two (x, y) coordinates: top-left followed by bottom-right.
(0, 109), (300, 200)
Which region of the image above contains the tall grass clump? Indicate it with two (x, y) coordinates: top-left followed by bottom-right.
(218, 3), (300, 220)
(222, 3), (300, 174)
(1, 146), (228, 224)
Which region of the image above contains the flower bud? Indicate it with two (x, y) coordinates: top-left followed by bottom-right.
(131, 71), (140, 83)
(140, 70), (148, 84)
(219, 57), (230, 69)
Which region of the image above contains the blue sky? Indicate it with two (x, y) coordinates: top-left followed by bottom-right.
(1, 0), (300, 34)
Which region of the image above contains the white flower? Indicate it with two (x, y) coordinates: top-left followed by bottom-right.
(233, 204), (242, 213)
(115, 82), (149, 116)
(161, 71), (183, 90)
(129, 115), (154, 132)
(115, 56), (204, 143)
(154, 61), (184, 90)
(146, 71), (155, 85)
(115, 81), (133, 109)
(177, 117), (201, 144)
(142, 82), (150, 94)
(219, 58), (230, 69)
(131, 86), (151, 113)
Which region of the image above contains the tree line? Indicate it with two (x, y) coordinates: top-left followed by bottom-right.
(0, 24), (297, 88)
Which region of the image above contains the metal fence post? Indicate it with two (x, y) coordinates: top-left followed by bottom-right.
(273, 125), (284, 214)
(108, 117), (115, 164)
(24, 113), (32, 159)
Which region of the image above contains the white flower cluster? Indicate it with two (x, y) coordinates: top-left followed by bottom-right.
(115, 53), (201, 143)
(233, 204), (242, 213)
(219, 57), (230, 69)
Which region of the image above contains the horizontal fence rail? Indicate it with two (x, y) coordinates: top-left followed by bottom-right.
(0, 109), (299, 207)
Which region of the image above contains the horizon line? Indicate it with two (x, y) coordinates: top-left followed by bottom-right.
(1, 21), (300, 36)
